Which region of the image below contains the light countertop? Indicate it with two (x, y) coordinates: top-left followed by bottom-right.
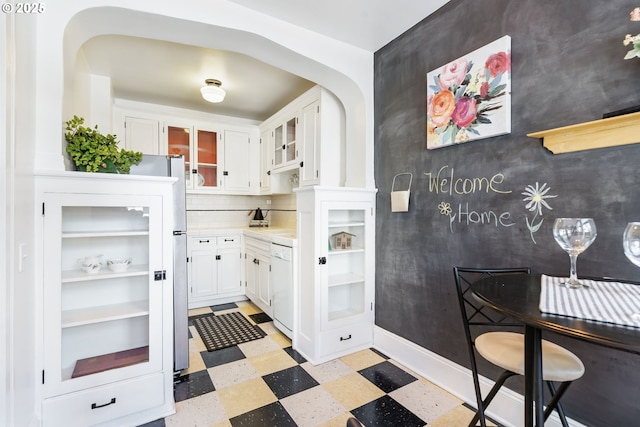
(188, 227), (297, 247)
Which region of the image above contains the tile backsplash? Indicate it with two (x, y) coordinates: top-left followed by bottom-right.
(186, 193), (296, 230)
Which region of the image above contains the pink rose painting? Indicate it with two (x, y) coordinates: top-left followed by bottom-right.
(427, 35), (511, 149)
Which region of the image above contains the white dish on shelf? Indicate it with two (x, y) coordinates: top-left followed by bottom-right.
(78, 254), (103, 273)
(197, 173), (205, 186)
(81, 263), (102, 274)
(107, 258), (132, 272)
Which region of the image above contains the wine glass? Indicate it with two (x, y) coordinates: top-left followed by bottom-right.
(623, 222), (640, 268)
(552, 218), (597, 288)
(622, 223), (640, 321)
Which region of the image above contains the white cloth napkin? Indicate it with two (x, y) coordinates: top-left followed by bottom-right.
(540, 275), (640, 328)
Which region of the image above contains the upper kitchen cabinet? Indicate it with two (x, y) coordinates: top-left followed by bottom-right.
(124, 116), (160, 155)
(165, 124), (255, 194)
(259, 86), (345, 194)
(113, 101), (260, 195)
(271, 115), (299, 171)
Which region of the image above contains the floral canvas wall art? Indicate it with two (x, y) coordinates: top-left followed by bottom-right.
(427, 35), (511, 149)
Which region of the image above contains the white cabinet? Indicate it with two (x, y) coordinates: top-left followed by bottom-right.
(35, 172), (175, 427)
(113, 102), (260, 195)
(124, 116), (160, 155)
(187, 234), (243, 309)
(222, 130), (252, 192)
(166, 124), (254, 194)
(298, 89), (344, 187)
(259, 129), (271, 193)
(259, 86), (344, 194)
(272, 115), (299, 171)
(295, 187), (376, 365)
(244, 237), (272, 317)
(299, 101), (320, 186)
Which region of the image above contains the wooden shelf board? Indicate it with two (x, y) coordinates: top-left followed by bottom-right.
(71, 346), (149, 378)
(527, 111), (640, 154)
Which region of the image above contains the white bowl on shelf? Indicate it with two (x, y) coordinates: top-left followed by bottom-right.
(107, 258), (132, 272)
(81, 262), (102, 274)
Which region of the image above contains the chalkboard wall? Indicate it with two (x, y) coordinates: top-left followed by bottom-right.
(374, 0), (640, 425)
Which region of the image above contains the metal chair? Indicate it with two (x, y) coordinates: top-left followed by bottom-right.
(453, 267), (585, 427)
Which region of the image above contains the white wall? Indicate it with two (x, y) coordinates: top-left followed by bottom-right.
(1, 10), (10, 427)
(6, 10), (38, 427)
(35, 0), (375, 188)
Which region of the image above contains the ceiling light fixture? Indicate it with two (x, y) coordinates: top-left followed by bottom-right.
(200, 79), (226, 103)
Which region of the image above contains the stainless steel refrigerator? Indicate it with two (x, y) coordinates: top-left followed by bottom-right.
(129, 154), (189, 372)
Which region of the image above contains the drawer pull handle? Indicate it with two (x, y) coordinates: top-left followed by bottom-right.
(224, 238), (234, 242)
(199, 239), (210, 243)
(340, 334), (352, 341)
(91, 398), (116, 409)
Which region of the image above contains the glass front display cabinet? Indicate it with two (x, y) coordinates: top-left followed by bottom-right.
(42, 193), (164, 396)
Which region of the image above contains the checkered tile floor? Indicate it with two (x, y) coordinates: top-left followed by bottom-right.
(139, 301), (498, 427)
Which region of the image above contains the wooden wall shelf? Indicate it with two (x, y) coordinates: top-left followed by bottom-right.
(527, 111), (640, 154)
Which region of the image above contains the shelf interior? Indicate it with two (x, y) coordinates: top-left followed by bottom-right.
(70, 346), (149, 379)
(62, 300), (149, 328)
(328, 272), (364, 287)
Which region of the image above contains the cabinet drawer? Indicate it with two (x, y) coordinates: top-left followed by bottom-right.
(245, 238), (271, 254)
(42, 373), (165, 427)
(217, 235), (241, 247)
(320, 323), (372, 357)
(189, 236), (217, 249)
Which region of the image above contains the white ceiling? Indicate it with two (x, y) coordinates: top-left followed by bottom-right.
(80, 1), (449, 121)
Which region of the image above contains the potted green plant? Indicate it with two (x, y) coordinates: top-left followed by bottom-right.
(64, 115), (143, 173)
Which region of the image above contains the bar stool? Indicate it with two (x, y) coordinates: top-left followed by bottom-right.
(453, 267), (585, 427)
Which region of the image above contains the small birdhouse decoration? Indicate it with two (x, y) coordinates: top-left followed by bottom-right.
(331, 231), (356, 250)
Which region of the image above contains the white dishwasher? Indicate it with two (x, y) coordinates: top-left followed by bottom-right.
(271, 242), (293, 339)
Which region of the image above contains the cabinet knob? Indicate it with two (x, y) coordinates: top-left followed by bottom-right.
(318, 257), (327, 265)
(300, 161), (304, 168)
(216, 255), (221, 260)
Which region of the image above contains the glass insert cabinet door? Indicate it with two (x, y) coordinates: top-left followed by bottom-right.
(167, 125), (191, 186)
(196, 129), (218, 188)
(42, 193), (164, 396)
(321, 205), (371, 329)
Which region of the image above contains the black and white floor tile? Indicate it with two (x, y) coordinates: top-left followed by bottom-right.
(139, 300), (500, 427)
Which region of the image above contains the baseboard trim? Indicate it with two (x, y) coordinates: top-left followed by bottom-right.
(373, 326), (586, 427)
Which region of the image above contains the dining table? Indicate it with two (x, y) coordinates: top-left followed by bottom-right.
(471, 273), (640, 427)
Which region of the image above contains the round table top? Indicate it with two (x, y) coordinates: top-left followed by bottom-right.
(472, 273), (640, 354)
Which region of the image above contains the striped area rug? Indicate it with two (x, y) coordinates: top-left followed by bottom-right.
(193, 312), (266, 351)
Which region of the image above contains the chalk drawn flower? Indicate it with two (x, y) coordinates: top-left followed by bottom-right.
(522, 182), (557, 244)
(438, 201), (452, 216)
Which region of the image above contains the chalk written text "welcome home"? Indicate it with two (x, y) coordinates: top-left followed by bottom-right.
(424, 165), (512, 195)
